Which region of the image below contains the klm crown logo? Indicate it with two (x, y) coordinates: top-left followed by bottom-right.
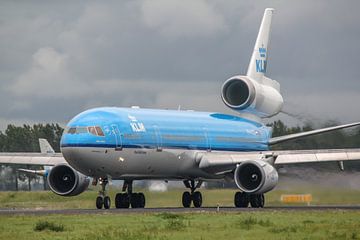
(255, 44), (267, 73)
(259, 47), (266, 58)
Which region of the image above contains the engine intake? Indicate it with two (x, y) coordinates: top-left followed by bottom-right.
(47, 164), (89, 196)
(221, 77), (255, 109)
(234, 160), (278, 194)
(221, 75), (283, 118)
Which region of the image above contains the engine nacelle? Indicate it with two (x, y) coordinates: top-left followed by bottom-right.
(234, 160), (278, 194)
(221, 75), (283, 118)
(47, 164), (89, 196)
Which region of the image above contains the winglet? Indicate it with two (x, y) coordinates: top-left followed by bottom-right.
(39, 138), (55, 154)
(269, 122), (360, 145)
(247, 8), (274, 82)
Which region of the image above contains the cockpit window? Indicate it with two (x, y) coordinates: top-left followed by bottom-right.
(67, 127), (87, 134)
(95, 126), (105, 136)
(66, 126), (105, 137)
(88, 126), (97, 135)
(87, 126), (105, 136)
(67, 127), (76, 134)
(76, 127), (88, 134)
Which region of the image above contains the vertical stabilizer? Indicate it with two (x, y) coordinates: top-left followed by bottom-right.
(246, 8), (274, 82)
(39, 138), (55, 154)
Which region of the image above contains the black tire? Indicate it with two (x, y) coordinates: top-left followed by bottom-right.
(234, 192), (249, 208)
(122, 194), (130, 208)
(192, 191), (202, 208)
(115, 193), (130, 208)
(115, 193), (122, 208)
(131, 193), (139, 208)
(138, 193), (146, 208)
(182, 191), (191, 208)
(96, 196), (103, 209)
(258, 194), (265, 208)
(250, 194), (265, 208)
(104, 196), (111, 209)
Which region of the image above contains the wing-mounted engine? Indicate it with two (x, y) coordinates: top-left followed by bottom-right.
(47, 164), (89, 196)
(234, 160), (278, 194)
(221, 75), (283, 118)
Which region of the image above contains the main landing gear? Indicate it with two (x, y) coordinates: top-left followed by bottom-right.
(182, 180), (203, 208)
(95, 178), (111, 209)
(234, 192), (265, 208)
(115, 180), (145, 209)
(94, 178), (145, 209)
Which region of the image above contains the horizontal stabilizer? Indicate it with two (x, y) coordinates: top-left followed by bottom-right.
(269, 122), (360, 145)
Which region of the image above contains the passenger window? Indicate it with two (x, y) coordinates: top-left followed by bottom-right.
(88, 126), (97, 136)
(95, 126), (105, 136)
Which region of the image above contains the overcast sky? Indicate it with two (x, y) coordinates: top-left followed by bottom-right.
(1, 0), (360, 129)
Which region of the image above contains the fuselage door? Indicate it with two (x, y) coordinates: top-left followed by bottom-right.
(154, 125), (162, 152)
(203, 127), (211, 152)
(111, 124), (122, 150)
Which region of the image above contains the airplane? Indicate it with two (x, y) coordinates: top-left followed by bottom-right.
(3, 8), (360, 209)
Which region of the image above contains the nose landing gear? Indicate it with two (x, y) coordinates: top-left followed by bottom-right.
(95, 178), (111, 209)
(182, 180), (203, 208)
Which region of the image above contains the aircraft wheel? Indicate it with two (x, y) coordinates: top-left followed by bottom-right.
(115, 193), (122, 208)
(96, 196), (103, 209)
(138, 193), (146, 208)
(182, 191), (192, 208)
(131, 193), (140, 208)
(192, 191), (202, 208)
(250, 194), (265, 208)
(104, 196), (111, 209)
(115, 193), (130, 208)
(234, 192), (249, 208)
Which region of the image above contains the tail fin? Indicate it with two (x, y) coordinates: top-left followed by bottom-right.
(247, 8), (274, 82)
(39, 138), (55, 154)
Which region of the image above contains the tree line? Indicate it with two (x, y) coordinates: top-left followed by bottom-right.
(0, 124), (63, 152)
(268, 120), (360, 150)
(0, 120), (359, 152)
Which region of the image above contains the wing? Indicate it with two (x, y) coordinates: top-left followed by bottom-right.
(198, 149), (360, 174)
(0, 139), (66, 166)
(0, 153), (66, 166)
(269, 122), (360, 145)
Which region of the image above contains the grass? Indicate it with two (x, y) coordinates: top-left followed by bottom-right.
(0, 186), (360, 209)
(0, 211), (359, 239)
(0, 187), (359, 239)
(34, 220), (65, 232)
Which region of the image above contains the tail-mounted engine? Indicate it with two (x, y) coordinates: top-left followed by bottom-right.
(221, 76), (283, 118)
(234, 160), (278, 194)
(47, 164), (89, 196)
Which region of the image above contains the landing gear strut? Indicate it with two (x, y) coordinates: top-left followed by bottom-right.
(182, 180), (203, 208)
(96, 178), (111, 209)
(234, 192), (265, 208)
(115, 180), (145, 209)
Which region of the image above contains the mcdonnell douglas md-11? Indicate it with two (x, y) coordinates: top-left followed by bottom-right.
(3, 8), (360, 209)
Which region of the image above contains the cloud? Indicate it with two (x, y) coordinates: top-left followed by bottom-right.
(141, 0), (227, 37)
(1, 1), (360, 129)
(9, 47), (89, 99)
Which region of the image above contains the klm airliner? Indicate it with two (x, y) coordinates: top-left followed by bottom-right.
(3, 8), (360, 209)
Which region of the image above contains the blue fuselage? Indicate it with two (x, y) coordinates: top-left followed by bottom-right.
(60, 107), (271, 152)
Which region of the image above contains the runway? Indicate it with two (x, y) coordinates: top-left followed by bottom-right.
(1, 206), (360, 215)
